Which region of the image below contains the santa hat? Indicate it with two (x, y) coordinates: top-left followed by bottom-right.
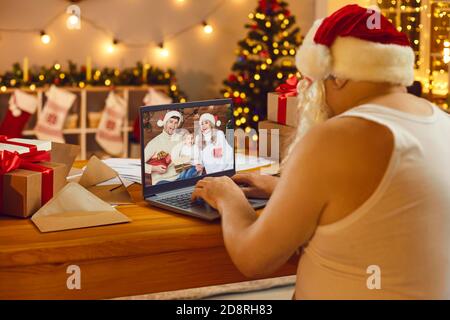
(157, 110), (183, 127)
(199, 113), (221, 127)
(296, 4), (415, 86)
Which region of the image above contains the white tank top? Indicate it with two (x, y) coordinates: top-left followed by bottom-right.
(296, 103), (450, 299)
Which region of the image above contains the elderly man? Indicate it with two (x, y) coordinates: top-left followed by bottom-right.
(192, 5), (450, 299)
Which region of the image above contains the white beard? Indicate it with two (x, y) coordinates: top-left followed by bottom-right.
(283, 79), (333, 163)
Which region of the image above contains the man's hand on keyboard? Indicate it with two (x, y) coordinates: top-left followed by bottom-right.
(191, 176), (247, 212)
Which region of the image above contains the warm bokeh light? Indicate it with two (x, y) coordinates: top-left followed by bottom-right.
(203, 22), (213, 34)
(40, 31), (51, 44)
(158, 43), (169, 57)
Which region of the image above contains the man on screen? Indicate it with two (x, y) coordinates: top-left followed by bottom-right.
(144, 110), (183, 185)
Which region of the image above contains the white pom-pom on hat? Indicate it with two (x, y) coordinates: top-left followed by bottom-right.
(199, 113), (221, 127)
(157, 119), (165, 127)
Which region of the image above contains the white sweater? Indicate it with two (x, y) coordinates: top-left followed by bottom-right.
(296, 104), (450, 300)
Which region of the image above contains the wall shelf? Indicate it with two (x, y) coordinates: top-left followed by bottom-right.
(0, 85), (169, 160)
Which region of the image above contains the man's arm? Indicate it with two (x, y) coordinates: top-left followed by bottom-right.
(217, 123), (331, 277)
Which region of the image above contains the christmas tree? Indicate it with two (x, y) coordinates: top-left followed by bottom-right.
(221, 0), (302, 135)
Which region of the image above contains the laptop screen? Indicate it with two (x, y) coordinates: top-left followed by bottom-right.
(141, 100), (234, 194)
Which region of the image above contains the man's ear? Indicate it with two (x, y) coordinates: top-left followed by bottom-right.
(333, 78), (348, 89)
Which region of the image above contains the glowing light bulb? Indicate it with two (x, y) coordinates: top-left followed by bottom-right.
(106, 39), (118, 54)
(40, 31), (51, 44)
(158, 43), (169, 57)
(203, 22), (213, 34)
(67, 14), (79, 27)
(66, 5), (81, 30)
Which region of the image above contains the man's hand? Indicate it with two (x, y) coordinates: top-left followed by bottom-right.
(232, 173), (279, 199)
(152, 165), (167, 174)
(195, 164), (204, 173)
(192, 176), (248, 211)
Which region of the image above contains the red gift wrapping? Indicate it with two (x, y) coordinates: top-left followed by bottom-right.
(274, 76), (299, 125)
(0, 136), (54, 214)
(147, 154), (172, 167)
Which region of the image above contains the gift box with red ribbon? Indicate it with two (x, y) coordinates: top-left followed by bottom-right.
(147, 151), (172, 168)
(0, 136), (66, 218)
(267, 76), (299, 127)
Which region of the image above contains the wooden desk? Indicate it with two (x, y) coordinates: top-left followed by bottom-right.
(0, 163), (296, 300)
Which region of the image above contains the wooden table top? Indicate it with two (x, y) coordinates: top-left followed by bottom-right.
(0, 182), (232, 268)
(0, 160), (296, 299)
(0, 161), (272, 268)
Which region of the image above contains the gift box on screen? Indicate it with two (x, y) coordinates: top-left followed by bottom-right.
(267, 76), (299, 127)
(147, 151), (172, 167)
(0, 136), (67, 218)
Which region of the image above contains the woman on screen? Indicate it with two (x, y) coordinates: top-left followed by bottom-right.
(196, 112), (233, 175)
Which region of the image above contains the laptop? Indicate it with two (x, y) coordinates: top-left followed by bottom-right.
(140, 99), (267, 220)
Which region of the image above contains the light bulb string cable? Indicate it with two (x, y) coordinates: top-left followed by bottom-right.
(0, 0), (227, 48)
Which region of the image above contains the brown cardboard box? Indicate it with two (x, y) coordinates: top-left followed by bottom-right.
(267, 92), (299, 127)
(258, 120), (297, 162)
(0, 162), (67, 218)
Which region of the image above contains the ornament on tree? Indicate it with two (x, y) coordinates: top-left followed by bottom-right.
(95, 91), (126, 156)
(34, 85), (76, 143)
(0, 89), (38, 138)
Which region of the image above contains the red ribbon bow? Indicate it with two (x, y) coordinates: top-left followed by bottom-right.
(0, 136), (54, 214)
(274, 76), (299, 125)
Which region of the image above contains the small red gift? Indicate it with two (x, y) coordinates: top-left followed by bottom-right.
(147, 151), (172, 167)
(267, 76), (299, 127)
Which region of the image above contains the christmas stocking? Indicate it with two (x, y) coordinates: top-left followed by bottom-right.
(0, 89), (38, 138)
(95, 91), (126, 156)
(34, 85), (76, 143)
(132, 88), (172, 142)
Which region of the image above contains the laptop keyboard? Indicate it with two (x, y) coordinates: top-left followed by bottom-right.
(158, 192), (206, 210)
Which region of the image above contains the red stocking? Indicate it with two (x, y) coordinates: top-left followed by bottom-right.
(0, 90), (38, 138)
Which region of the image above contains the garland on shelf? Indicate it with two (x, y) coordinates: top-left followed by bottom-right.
(0, 61), (187, 102)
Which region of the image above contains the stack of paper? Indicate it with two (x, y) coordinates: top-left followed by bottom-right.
(235, 153), (276, 172)
(102, 158), (142, 185)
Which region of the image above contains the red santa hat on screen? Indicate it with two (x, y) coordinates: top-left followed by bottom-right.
(157, 110), (183, 127)
(199, 113), (221, 127)
(296, 4), (415, 86)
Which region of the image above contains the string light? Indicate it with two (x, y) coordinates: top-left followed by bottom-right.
(202, 21), (213, 34)
(158, 43), (169, 57)
(40, 31), (51, 44)
(66, 5), (81, 30)
(106, 39), (119, 54)
(444, 41), (450, 64)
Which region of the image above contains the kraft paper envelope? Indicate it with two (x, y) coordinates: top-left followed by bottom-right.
(31, 182), (131, 233)
(50, 142), (81, 177)
(78, 156), (134, 205)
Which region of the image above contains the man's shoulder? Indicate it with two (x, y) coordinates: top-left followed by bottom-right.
(290, 116), (394, 172)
